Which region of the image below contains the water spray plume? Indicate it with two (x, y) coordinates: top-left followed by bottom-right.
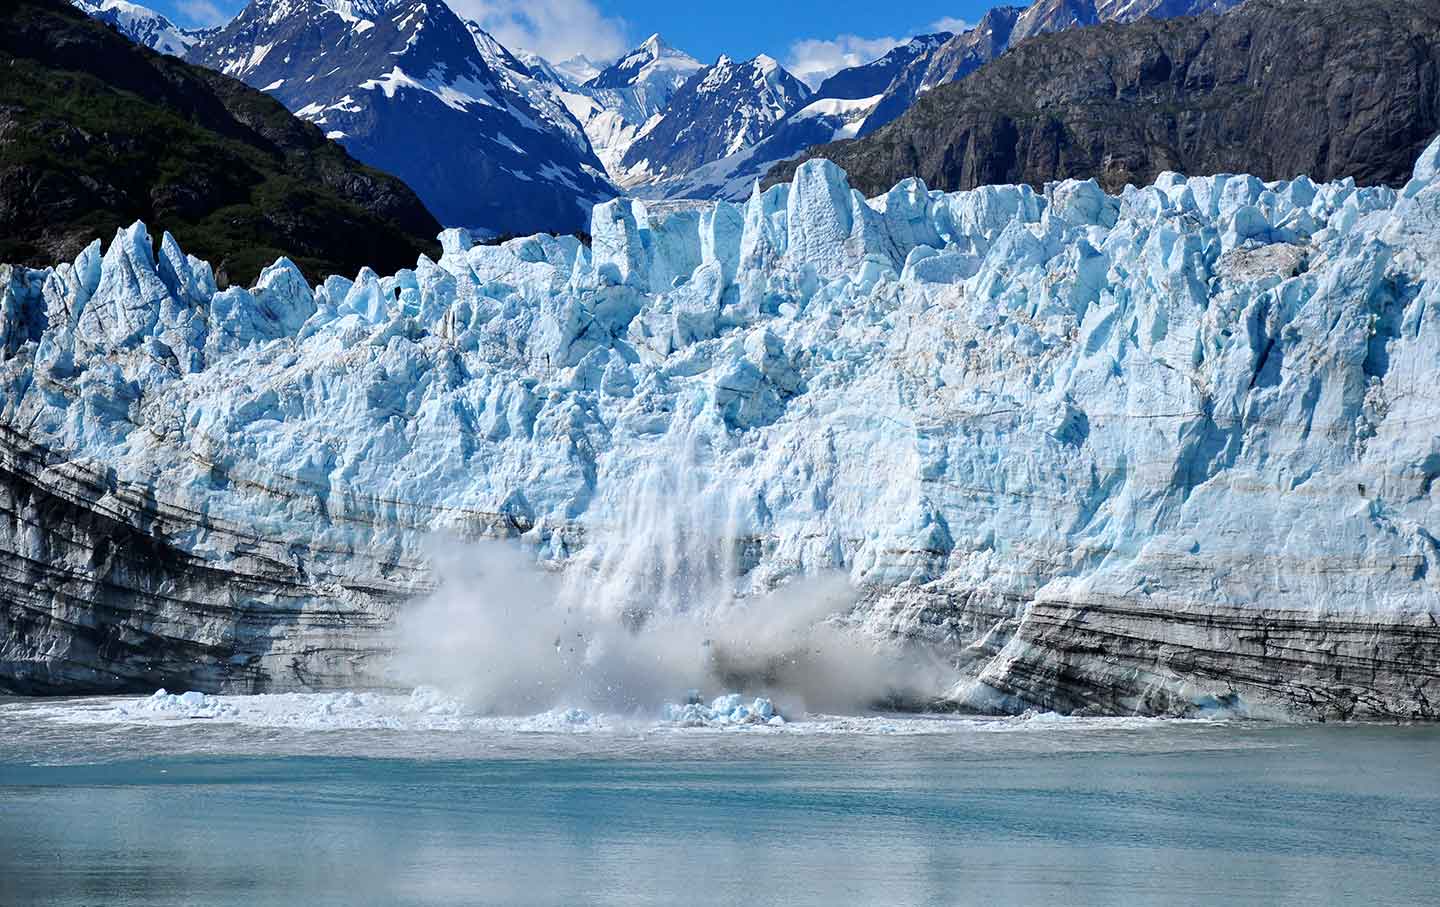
(394, 435), (950, 716)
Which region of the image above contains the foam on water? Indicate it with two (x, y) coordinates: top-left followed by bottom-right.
(4, 688), (1228, 737)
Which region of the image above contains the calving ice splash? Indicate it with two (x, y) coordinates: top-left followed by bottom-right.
(24, 685), (1205, 736)
(393, 442), (950, 718)
(59, 686), (790, 730)
(3, 135), (1440, 719)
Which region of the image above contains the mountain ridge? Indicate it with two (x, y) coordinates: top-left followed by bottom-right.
(768, 0), (1440, 196)
(186, 0), (616, 236)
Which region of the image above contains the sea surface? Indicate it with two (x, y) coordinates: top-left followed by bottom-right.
(1, 694), (1436, 906)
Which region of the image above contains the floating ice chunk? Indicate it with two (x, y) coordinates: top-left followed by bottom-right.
(710, 693), (743, 714)
(659, 694), (782, 727)
(121, 688), (240, 720)
(558, 708), (592, 724)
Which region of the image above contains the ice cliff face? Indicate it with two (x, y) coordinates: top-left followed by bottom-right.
(4, 138), (1440, 719)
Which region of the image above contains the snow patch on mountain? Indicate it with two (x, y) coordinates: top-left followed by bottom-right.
(631, 33), (951, 202)
(618, 53), (812, 187)
(70, 0), (209, 55)
(538, 34), (704, 183)
(186, 0), (614, 235)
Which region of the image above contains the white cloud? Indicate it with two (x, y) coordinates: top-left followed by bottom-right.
(928, 16), (973, 35)
(783, 34), (904, 90)
(175, 0), (229, 27)
(445, 0), (630, 64)
(781, 17), (975, 91)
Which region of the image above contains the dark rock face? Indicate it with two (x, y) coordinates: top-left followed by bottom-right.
(772, 0), (1440, 196)
(856, 0), (1239, 136)
(869, 584), (1440, 721)
(0, 422), (404, 695)
(188, 0), (615, 237)
(993, 598), (1440, 721)
(0, 0), (441, 286)
(859, 6), (1025, 136)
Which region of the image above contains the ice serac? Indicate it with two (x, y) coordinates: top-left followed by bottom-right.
(3, 135), (1440, 720)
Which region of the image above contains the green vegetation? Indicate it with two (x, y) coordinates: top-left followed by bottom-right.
(0, 0), (441, 285)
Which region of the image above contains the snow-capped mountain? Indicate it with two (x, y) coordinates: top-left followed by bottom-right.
(812, 32), (953, 101)
(186, 0), (615, 236)
(545, 34), (704, 183)
(461, 19), (594, 159)
(513, 50), (585, 90)
(638, 33), (953, 201)
(69, 0), (209, 55)
(618, 54), (811, 187)
(553, 54), (604, 84)
(603, 0), (1246, 202)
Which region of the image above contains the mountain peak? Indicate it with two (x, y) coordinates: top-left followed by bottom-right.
(587, 31), (701, 92)
(187, 0), (614, 235)
(68, 0), (199, 56)
(618, 45), (811, 183)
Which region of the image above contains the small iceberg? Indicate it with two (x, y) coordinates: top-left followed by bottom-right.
(661, 695), (783, 728)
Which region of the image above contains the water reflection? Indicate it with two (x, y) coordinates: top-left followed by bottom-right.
(2, 723), (1438, 905)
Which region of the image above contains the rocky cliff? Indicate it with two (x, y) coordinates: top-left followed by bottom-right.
(769, 0), (1440, 198)
(4, 125), (1440, 719)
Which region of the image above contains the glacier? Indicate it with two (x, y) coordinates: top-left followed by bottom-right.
(3, 137), (1440, 720)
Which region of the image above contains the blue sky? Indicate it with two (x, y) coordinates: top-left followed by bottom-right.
(156, 0), (1004, 86)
